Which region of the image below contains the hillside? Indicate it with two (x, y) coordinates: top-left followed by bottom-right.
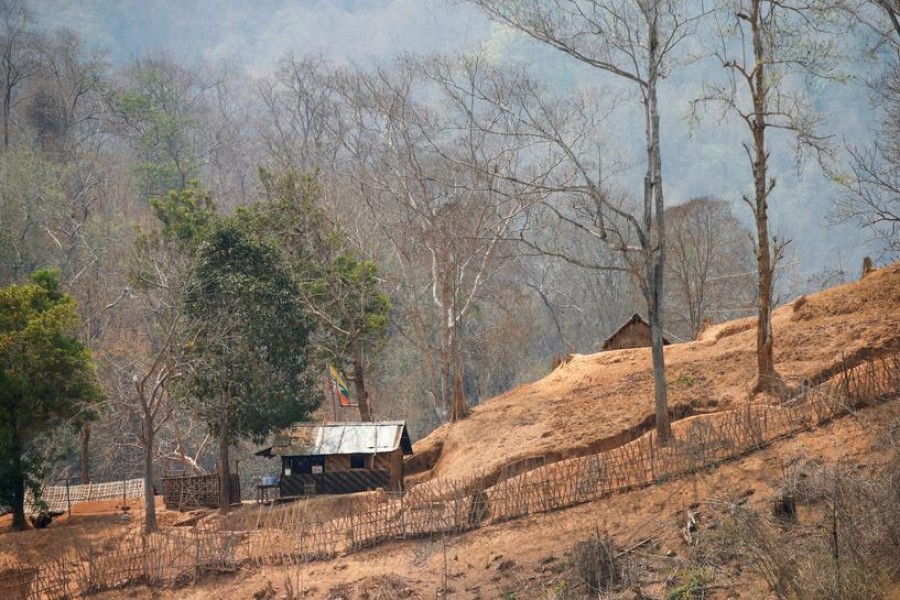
(4, 263), (900, 599)
(408, 263), (900, 485)
(136, 397), (900, 599)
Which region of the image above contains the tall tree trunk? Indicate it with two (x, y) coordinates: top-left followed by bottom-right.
(450, 320), (467, 422)
(440, 323), (452, 420)
(218, 405), (231, 514)
(645, 19), (671, 442)
(80, 422), (91, 484)
(351, 338), (372, 421)
(409, 302), (443, 420)
(10, 425), (27, 531)
(451, 362), (467, 422)
(447, 286), (467, 422)
(439, 281), (454, 420)
(750, 0), (778, 393)
(142, 427), (158, 533)
(11, 472), (26, 530)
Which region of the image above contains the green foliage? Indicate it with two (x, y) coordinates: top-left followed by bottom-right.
(667, 568), (711, 600)
(149, 181), (216, 244)
(669, 373), (696, 389)
(0, 269), (103, 523)
(252, 168), (391, 366)
(109, 60), (199, 197)
(183, 220), (320, 443)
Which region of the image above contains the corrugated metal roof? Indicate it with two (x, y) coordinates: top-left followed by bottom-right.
(263, 421), (413, 457)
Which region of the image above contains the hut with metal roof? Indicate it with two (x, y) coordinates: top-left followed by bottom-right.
(256, 421), (413, 497)
(601, 314), (671, 352)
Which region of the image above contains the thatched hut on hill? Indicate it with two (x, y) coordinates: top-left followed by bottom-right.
(256, 421), (413, 497)
(601, 314), (671, 351)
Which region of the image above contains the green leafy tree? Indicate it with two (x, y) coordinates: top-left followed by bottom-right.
(254, 170), (390, 421)
(183, 220), (319, 512)
(149, 179), (216, 244)
(0, 269), (103, 530)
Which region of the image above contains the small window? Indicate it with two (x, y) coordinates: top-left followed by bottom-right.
(350, 454), (367, 469)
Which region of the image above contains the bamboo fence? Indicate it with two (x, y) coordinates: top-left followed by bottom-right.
(25, 479), (144, 515)
(6, 352), (900, 599)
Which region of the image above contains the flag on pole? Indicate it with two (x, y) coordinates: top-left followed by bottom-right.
(328, 364), (352, 407)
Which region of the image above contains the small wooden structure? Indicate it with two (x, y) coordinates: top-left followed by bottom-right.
(256, 421), (413, 497)
(161, 471), (240, 511)
(601, 314), (670, 352)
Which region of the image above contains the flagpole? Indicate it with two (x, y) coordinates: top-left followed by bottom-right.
(325, 372), (337, 421)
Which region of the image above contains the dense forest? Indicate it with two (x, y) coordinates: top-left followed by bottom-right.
(1, 0), (898, 524)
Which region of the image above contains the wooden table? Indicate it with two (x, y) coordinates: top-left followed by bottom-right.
(256, 483), (279, 504)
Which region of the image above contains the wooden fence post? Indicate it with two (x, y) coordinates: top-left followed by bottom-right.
(65, 477), (72, 518)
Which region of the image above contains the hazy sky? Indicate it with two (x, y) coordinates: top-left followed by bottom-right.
(33, 0), (494, 70)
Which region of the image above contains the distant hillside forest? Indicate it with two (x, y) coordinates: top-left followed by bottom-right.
(1, 0), (898, 489)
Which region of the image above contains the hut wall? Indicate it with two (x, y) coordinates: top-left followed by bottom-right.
(322, 452), (395, 473)
(279, 470), (390, 496)
(389, 449), (403, 490)
(604, 322), (653, 351)
(374, 453), (394, 471)
(278, 450), (404, 496)
(324, 454), (353, 472)
(322, 454), (390, 472)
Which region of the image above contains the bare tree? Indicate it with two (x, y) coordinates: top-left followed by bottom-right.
(25, 28), (105, 156)
(832, 1), (900, 260)
(876, 0), (900, 38)
(0, 0), (40, 147)
(466, 0), (705, 440)
(257, 54), (338, 173)
(697, 0), (843, 392)
(665, 197), (755, 339)
(325, 61), (524, 422)
(104, 227), (195, 533)
(834, 137), (900, 260)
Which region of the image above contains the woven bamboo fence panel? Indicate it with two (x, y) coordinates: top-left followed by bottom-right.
(25, 478), (144, 515)
(8, 353), (900, 599)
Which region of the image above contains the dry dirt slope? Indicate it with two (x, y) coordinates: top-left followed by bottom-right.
(6, 264), (900, 600)
(409, 263), (900, 484)
(141, 396), (900, 600)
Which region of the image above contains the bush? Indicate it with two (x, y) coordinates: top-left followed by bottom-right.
(571, 532), (620, 593)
